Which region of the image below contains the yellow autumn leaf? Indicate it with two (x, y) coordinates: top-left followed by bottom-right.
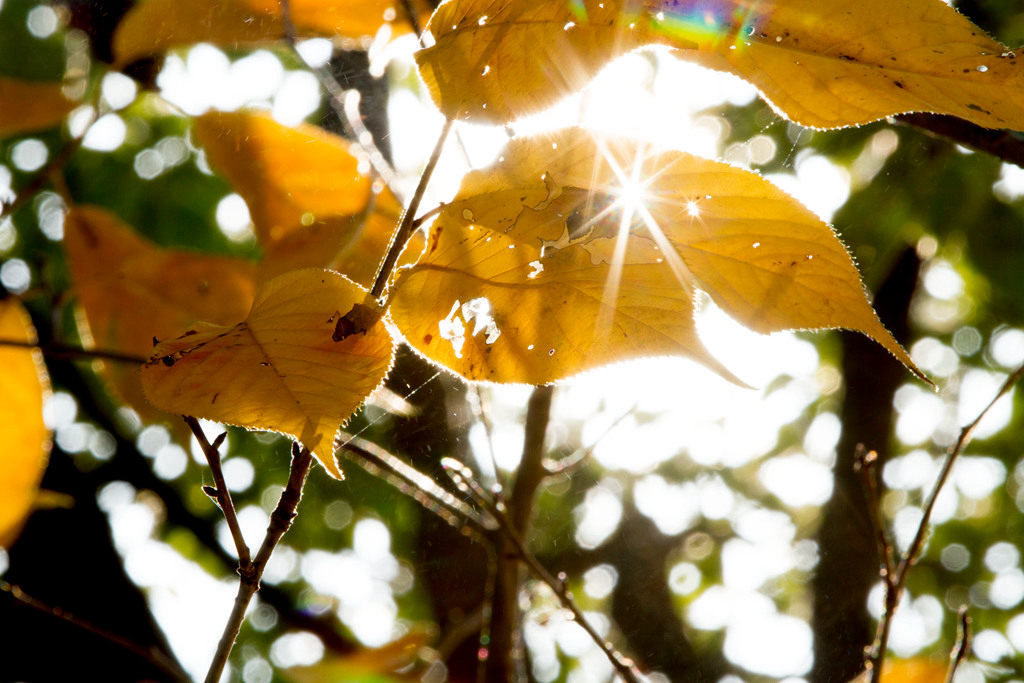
(141, 269), (396, 478)
(113, 0), (432, 66)
(418, 0), (1024, 130)
(390, 128), (923, 385)
(194, 110), (417, 288)
(63, 206), (257, 428)
(0, 76), (74, 137)
(848, 658), (949, 682)
(0, 299), (52, 548)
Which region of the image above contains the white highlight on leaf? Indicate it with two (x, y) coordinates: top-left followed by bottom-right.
(438, 300), (466, 358)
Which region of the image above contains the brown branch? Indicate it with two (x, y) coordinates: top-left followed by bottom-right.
(369, 117), (453, 300)
(204, 443), (313, 683)
(896, 113), (1024, 167)
(855, 447), (895, 582)
(279, 0), (399, 192)
(2, 113), (94, 216)
(946, 605), (971, 683)
(443, 460), (642, 683)
(0, 338), (146, 364)
(1, 579), (188, 681)
(183, 416), (251, 569)
(866, 361), (1024, 681)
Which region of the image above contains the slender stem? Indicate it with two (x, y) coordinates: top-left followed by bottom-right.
(204, 443), (313, 683)
(370, 118), (453, 299)
(279, 0), (399, 192)
(1, 579), (188, 681)
(184, 416), (251, 569)
(444, 461), (641, 683)
(2, 116), (94, 216)
(855, 446), (894, 580)
(337, 432), (490, 532)
(897, 363), (1024, 584)
(946, 605), (970, 683)
(866, 361), (1024, 680)
(0, 338), (146, 364)
(489, 498), (642, 683)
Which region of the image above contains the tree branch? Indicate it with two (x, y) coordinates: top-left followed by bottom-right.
(0, 338), (146, 364)
(946, 606), (971, 683)
(443, 459), (642, 683)
(204, 443), (313, 683)
(369, 117), (453, 300)
(183, 416), (251, 569)
(897, 113), (1024, 168)
(1, 579), (188, 681)
(866, 361), (1024, 681)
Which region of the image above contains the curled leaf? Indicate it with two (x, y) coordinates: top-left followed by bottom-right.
(141, 269), (396, 478)
(418, 0), (1024, 130)
(390, 128), (925, 385)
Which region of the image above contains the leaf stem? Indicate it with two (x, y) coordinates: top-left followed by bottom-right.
(370, 117), (453, 300)
(184, 416), (251, 569)
(204, 443), (313, 683)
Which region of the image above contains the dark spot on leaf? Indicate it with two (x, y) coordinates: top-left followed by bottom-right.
(161, 356), (175, 367)
(184, 329), (197, 336)
(423, 334), (433, 344)
(211, 392), (219, 404)
(152, 336), (160, 346)
(839, 54), (855, 61)
(894, 80), (905, 89)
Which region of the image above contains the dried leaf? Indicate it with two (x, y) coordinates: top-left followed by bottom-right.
(390, 129), (924, 384)
(0, 76), (74, 137)
(113, 0), (431, 66)
(141, 269), (396, 478)
(0, 299), (51, 548)
(418, 0), (1024, 129)
(194, 110), (411, 288)
(847, 658), (948, 683)
(63, 206), (257, 427)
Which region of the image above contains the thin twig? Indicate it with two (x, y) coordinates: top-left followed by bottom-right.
(1, 579), (188, 681)
(279, 0), (400, 193)
(370, 117), (453, 300)
(337, 431), (492, 532)
(443, 460), (642, 683)
(2, 113), (95, 216)
(0, 338), (146, 364)
(855, 446), (895, 581)
(945, 605), (971, 683)
(205, 443), (313, 683)
(899, 363), (1024, 581)
(866, 361), (1024, 680)
(184, 416), (251, 569)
